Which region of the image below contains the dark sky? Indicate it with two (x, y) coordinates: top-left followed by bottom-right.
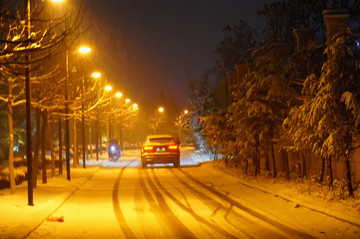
(86, 0), (272, 111)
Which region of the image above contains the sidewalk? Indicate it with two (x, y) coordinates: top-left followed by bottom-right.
(0, 166), (100, 238)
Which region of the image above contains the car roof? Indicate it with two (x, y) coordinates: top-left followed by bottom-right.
(146, 134), (174, 139)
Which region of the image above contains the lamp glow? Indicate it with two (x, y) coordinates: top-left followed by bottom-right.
(79, 46), (91, 54)
(92, 72), (101, 78)
(105, 85), (112, 91)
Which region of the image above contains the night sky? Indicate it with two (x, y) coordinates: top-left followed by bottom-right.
(86, 0), (272, 111)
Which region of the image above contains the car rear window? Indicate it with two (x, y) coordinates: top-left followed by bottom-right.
(149, 138), (173, 144)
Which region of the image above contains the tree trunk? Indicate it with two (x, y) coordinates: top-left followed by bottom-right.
(301, 153), (306, 178)
(73, 116), (78, 167)
(47, 116), (56, 177)
(265, 143), (270, 171)
(89, 124), (92, 159)
(41, 110), (47, 184)
(245, 158), (248, 174)
(297, 153), (302, 178)
(32, 108), (41, 188)
(319, 157), (325, 183)
(282, 150), (289, 180)
(7, 78), (16, 194)
(345, 154), (353, 197)
(328, 156), (333, 188)
(58, 116), (63, 175)
(271, 142), (277, 178)
(254, 135), (260, 176)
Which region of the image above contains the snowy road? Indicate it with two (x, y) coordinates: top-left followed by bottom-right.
(25, 150), (359, 238)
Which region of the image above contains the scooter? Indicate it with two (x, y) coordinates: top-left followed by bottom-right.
(108, 144), (120, 161)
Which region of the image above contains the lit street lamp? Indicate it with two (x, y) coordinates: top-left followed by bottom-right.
(153, 107), (165, 134)
(25, 0), (64, 206)
(105, 85), (112, 91)
(177, 109), (189, 144)
(91, 72), (101, 162)
(119, 97), (130, 152)
(78, 46), (91, 54)
(78, 46), (91, 169)
(92, 72), (101, 78)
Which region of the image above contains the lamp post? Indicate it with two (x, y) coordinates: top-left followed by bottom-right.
(78, 46), (91, 169)
(154, 107), (164, 134)
(178, 109), (188, 143)
(118, 97), (130, 152)
(25, 0), (64, 205)
(91, 72), (101, 161)
(104, 85), (112, 150)
(24, 0), (33, 206)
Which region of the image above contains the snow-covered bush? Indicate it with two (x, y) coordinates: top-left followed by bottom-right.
(0, 166), (26, 184)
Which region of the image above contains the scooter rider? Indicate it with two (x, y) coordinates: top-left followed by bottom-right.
(108, 139), (121, 161)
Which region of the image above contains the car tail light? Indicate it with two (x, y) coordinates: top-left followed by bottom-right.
(168, 144), (178, 150)
(143, 146), (154, 151)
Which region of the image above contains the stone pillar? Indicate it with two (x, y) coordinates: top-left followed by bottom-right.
(293, 28), (315, 51)
(323, 9), (349, 45)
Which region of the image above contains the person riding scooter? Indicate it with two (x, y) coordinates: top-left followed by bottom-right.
(108, 139), (121, 161)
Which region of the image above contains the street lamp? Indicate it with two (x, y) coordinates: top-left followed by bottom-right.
(177, 109), (189, 144)
(78, 46), (91, 169)
(91, 72), (101, 161)
(118, 97), (130, 152)
(154, 107), (165, 134)
(105, 86), (113, 149)
(25, 0), (64, 206)
(92, 72), (101, 78)
(78, 46), (91, 54)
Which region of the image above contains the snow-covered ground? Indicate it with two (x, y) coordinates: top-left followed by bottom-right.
(0, 149), (359, 238)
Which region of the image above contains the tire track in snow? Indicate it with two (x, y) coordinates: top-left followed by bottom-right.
(138, 168), (174, 237)
(177, 168), (317, 239)
(169, 169), (257, 238)
(112, 160), (136, 238)
(143, 168), (196, 238)
(151, 168), (241, 239)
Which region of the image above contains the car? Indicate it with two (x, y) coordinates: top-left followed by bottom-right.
(141, 134), (180, 168)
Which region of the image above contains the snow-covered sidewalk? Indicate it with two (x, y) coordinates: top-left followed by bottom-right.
(0, 166), (101, 238)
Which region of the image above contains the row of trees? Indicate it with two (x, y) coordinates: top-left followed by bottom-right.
(0, 0), (139, 196)
(186, 0), (360, 197)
